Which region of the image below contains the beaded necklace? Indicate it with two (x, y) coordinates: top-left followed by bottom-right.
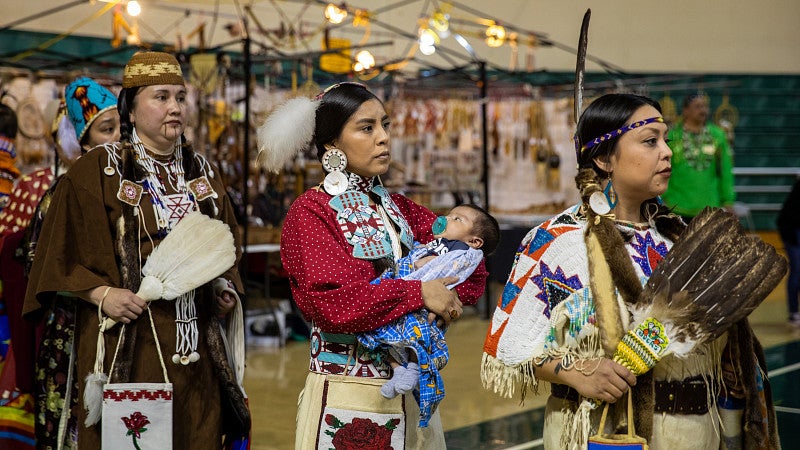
(131, 128), (196, 234)
(130, 128), (200, 365)
(679, 124), (717, 171)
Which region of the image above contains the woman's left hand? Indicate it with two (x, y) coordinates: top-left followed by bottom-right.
(216, 291), (237, 316)
(213, 278), (238, 316)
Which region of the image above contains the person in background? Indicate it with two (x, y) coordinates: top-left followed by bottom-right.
(0, 77), (119, 238)
(0, 77), (120, 449)
(777, 176), (800, 326)
(257, 82), (487, 449)
(661, 92), (736, 222)
(0, 103), (26, 449)
(23, 52), (249, 449)
(481, 93), (778, 449)
(0, 104), (20, 215)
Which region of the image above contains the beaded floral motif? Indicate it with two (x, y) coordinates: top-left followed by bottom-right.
(121, 411), (150, 449)
(188, 176), (217, 201)
(117, 180), (143, 206)
(323, 414), (401, 450)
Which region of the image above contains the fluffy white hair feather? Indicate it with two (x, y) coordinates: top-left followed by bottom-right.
(256, 97), (320, 173)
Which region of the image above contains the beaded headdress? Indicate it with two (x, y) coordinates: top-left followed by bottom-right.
(65, 77), (117, 142)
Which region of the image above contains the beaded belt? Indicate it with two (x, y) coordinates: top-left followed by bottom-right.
(308, 326), (390, 378)
(551, 374), (709, 415)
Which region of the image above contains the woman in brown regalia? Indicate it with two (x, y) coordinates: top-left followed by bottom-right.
(24, 51), (249, 449)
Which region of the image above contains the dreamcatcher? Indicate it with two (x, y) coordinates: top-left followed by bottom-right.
(15, 97), (50, 172)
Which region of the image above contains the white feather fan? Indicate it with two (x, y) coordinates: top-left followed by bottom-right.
(256, 96), (319, 173)
(102, 211), (236, 328)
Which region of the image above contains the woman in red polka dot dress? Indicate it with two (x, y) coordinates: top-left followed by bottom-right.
(258, 82), (488, 449)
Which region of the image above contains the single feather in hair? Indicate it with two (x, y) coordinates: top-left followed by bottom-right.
(256, 97), (319, 173)
(614, 207), (787, 375)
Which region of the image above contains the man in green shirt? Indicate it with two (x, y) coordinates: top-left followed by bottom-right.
(661, 93), (735, 220)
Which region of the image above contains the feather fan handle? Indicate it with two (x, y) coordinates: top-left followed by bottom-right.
(256, 97), (320, 173)
(613, 317), (669, 375)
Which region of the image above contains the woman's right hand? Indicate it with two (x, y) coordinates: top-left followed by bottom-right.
(421, 276), (461, 325)
(566, 358), (637, 403)
(91, 287), (148, 324)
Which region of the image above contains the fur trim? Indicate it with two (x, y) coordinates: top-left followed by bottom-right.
(205, 309), (251, 441)
(632, 371), (653, 440)
(585, 230), (625, 356)
(729, 320), (781, 449)
(256, 97), (320, 172)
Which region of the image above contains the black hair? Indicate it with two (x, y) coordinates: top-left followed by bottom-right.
(117, 87), (139, 142)
(312, 83), (382, 160)
(575, 93), (662, 178)
(682, 91), (707, 109)
(459, 203), (500, 256)
(0, 104), (18, 138)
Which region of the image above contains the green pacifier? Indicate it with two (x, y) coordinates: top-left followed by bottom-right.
(432, 216), (447, 235)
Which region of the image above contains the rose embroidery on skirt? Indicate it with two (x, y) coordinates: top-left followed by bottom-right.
(122, 411), (150, 449)
(324, 414), (400, 450)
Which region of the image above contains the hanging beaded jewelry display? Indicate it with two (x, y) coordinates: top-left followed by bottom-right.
(130, 128), (202, 365)
(678, 125), (717, 171)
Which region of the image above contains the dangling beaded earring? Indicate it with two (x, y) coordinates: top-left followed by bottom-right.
(588, 174), (617, 215)
(603, 176), (618, 209)
(322, 146), (348, 195)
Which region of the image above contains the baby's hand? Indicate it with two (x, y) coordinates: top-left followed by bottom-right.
(413, 255), (436, 269)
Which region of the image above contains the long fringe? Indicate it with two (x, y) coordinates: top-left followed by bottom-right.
(563, 400), (594, 450)
(480, 353), (538, 401)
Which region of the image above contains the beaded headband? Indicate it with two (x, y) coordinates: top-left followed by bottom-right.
(574, 116), (665, 157)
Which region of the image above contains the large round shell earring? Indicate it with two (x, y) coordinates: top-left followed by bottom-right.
(322, 147), (348, 195)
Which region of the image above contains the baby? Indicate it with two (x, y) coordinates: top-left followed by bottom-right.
(358, 204), (500, 427)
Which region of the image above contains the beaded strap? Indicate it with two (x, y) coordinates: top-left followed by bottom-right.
(612, 316), (669, 375)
